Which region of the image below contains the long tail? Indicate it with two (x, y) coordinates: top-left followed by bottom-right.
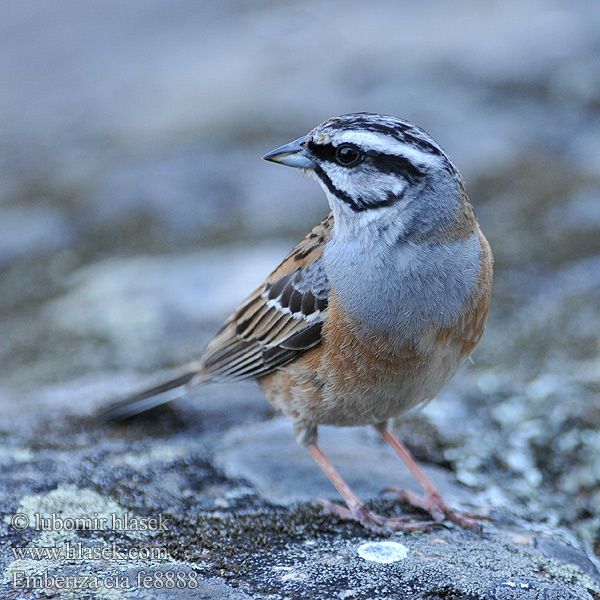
(99, 370), (201, 423)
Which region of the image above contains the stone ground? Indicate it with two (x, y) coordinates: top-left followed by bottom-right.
(1, 1), (600, 598)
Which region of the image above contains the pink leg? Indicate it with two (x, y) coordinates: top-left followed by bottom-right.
(305, 442), (438, 535)
(376, 425), (488, 532)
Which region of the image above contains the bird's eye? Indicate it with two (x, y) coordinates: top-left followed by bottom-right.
(335, 144), (363, 167)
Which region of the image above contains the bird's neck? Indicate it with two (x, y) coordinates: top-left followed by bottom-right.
(325, 177), (474, 247)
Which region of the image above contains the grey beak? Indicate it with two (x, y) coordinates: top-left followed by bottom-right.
(262, 135), (315, 168)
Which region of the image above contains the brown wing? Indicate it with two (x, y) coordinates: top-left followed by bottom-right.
(200, 213), (333, 382)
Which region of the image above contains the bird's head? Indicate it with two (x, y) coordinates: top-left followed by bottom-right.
(264, 113), (466, 241)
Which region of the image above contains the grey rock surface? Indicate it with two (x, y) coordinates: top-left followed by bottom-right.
(2, 1), (600, 598)
(1, 398), (599, 599)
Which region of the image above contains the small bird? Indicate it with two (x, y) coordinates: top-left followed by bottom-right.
(101, 113), (493, 535)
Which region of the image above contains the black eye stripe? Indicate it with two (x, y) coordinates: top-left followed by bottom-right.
(308, 141), (363, 167)
(367, 152), (424, 185)
(306, 140), (337, 163)
(307, 141), (424, 184)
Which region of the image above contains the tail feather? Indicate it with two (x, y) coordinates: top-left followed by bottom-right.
(99, 371), (199, 423)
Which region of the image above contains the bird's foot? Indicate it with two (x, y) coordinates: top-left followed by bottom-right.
(317, 499), (440, 536)
(384, 487), (489, 532)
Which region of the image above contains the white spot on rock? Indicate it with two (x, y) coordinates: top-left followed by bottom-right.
(357, 541), (409, 563)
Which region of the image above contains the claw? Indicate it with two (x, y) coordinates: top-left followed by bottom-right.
(384, 487), (489, 532)
(317, 499), (440, 535)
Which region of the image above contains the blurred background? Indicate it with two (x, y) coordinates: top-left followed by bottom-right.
(1, 0), (599, 546)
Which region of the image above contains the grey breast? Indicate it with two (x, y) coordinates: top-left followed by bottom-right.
(324, 232), (482, 342)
